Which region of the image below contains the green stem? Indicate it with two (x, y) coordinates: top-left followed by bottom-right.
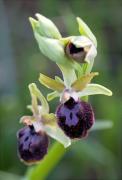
(26, 142), (67, 180)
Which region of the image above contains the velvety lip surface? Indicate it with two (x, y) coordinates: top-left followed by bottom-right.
(17, 126), (49, 164)
(56, 97), (94, 139)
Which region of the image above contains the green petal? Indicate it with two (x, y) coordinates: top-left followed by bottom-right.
(71, 72), (98, 91)
(39, 73), (65, 92)
(43, 124), (71, 148)
(47, 91), (59, 101)
(30, 14), (62, 39)
(78, 83), (112, 97)
(76, 17), (97, 47)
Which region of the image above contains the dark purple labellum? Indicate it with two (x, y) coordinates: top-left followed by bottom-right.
(56, 97), (94, 139)
(17, 125), (49, 164)
(65, 42), (87, 63)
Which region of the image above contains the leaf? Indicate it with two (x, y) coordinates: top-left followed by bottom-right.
(91, 120), (113, 131)
(76, 17), (97, 47)
(34, 14), (62, 39)
(71, 72), (99, 91)
(43, 124), (71, 148)
(47, 91), (59, 101)
(39, 73), (65, 92)
(78, 83), (113, 97)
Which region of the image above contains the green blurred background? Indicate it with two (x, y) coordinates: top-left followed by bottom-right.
(0, 0), (121, 180)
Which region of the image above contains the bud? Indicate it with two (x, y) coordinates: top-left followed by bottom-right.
(17, 125), (49, 164)
(56, 97), (94, 139)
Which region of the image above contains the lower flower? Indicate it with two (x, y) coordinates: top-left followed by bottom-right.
(17, 125), (49, 164)
(56, 97), (94, 139)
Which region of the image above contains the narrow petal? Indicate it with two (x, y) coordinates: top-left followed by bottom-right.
(55, 76), (64, 84)
(78, 83), (112, 97)
(39, 73), (65, 92)
(47, 91), (59, 101)
(71, 72), (98, 91)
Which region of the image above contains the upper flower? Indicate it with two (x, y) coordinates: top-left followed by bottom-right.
(29, 14), (97, 79)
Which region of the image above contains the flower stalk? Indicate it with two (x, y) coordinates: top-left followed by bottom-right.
(26, 142), (66, 180)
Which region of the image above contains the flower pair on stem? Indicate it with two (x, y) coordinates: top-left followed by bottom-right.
(17, 14), (112, 165)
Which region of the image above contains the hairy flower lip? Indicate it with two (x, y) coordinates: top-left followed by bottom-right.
(56, 97), (95, 139)
(17, 126), (49, 165)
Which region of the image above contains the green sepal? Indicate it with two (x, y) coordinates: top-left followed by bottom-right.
(29, 14), (62, 39)
(57, 64), (77, 88)
(29, 17), (74, 67)
(76, 17), (97, 47)
(78, 83), (113, 97)
(28, 83), (49, 114)
(47, 91), (59, 101)
(43, 124), (71, 148)
(39, 73), (65, 92)
(34, 32), (74, 67)
(71, 72), (99, 91)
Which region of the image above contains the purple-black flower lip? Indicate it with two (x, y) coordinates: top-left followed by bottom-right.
(56, 97), (95, 139)
(17, 125), (49, 165)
